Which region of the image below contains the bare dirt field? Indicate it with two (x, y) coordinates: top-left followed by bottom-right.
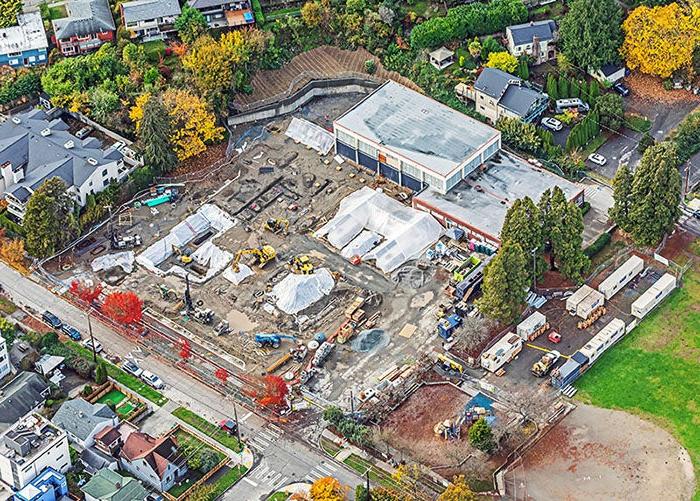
(505, 404), (696, 501)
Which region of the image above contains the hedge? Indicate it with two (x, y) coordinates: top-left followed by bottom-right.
(584, 232), (611, 258)
(0, 72), (41, 105)
(251, 0), (265, 24)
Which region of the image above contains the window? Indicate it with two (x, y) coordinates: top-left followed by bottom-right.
(446, 170), (462, 191)
(9, 59), (18, 66)
(101, 169), (108, 177)
(28, 56), (35, 62)
(357, 139), (377, 158)
(8, 51), (20, 57)
(400, 162), (422, 180)
(423, 172), (444, 192)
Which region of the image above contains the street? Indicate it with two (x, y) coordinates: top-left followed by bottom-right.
(0, 264), (362, 500)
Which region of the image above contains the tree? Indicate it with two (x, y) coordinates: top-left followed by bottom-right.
(393, 464), (421, 499)
(594, 93), (624, 131)
(480, 35), (504, 60)
(187, 484), (216, 501)
(94, 363), (107, 384)
(588, 79), (600, 106)
(569, 79), (580, 99)
(517, 57), (529, 80)
(485, 51), (517, 74)
(0, 0), (22, 28)
(550, 200), (589, 282)
(175, 5), (208, 44)
(609, 163), (633, 231)
(0, 238), (26, 272)
(438, 475), (477, 501)
(557, 75), (569, 100)
(670, 112), (700, 163)
(622, 3), (700, 78)
(323, 406), (344, 425)
(255, 374), (289, 407)
(500, 197), (545, 282)
(309, 477), (345, 501)
(0, 317), (16, 345)
(637, 132), (655, 155)
(496, 117), (543, 155)
(301, 0), (323, 27)
(559, 0), (623, 71)
(546, 73), (558, 100)
(468, 37), (481, 59)
(628, 142), (682, 245)
(198, 449), (220, 473)
(555, 53), (573, 75)
(136, 96), (178, 175)
(69, 280), (103, 303)
(476, 241), (529, 323)
(468, 418), (494, 452)
(24, 178), (79, 258)
(102, 291), (143, 324)
(215, 367), (228, 384)
(179, 339), (191, 360)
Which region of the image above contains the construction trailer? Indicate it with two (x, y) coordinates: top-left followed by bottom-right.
(577, 318), (626, 364)
(597, 255), (644, 300)
(631, 273), (676, 319)
(438, 314), (463, 340)
(516, 311), (548, 341)
(480, 333), (522, 373)
(551, 351), (589, 389)
(575, 289), (605, 319)
(566, 285), (595, 315)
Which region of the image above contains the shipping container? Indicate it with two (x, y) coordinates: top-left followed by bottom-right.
(577, 318), (626, 364)
(480, 333), (523, 373)
(516, 311), (547, 340)
(631, 273), (677, 318)
(551, 358), (582, 388)
(566, 285), (595, 315)
(576, 289), (605, 319)
(597, 255), (644, 300)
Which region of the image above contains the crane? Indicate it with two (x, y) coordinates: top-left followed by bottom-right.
(255, 333), (296, 349)
(263, 217), (289, 235)
(231, 245), (276, 272)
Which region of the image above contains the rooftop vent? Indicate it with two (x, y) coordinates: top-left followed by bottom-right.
(64, 140), (74, 149)
(87, 157), (98, 166)
(11, 117), (21, 124)
(40, 128), (51, 137)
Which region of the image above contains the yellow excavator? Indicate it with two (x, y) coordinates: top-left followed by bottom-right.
(172, 245), (193, 264)
(287, 255), (314, 274)
(263, 218), (289, 235)
(231, 245), (277, 272)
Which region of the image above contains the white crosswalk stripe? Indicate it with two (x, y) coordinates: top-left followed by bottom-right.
(272, 475), (289, 490)
(253, 465), (269, 479)
(267, 472), (282, 485)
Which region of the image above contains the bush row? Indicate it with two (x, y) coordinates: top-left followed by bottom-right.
(584, 231), (611, 258)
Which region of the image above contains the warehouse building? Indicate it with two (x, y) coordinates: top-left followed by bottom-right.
(333, 80), (501, 194)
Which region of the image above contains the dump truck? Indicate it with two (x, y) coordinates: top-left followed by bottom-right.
(531, 350), (561, 377)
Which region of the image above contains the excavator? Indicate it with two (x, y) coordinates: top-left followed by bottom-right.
(287, 255), (314, 275)
(172, 245), (193, 264)
(231, 245), (277, 272)
(263, 218), (289, 235)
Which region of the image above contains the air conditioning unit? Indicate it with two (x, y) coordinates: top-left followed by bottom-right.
(64, 140), (74, 149)
(11, 116), (21, 124)
(40, 128), (51, 137)
(87, 157), (98, 166)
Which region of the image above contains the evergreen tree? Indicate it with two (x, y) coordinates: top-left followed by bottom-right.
(609, 163), (633, 231)
(175, 5), (208, 44)
(557, 75), (569, 99)
(628, 143), (682, 245)
(476, 241), (529, 323)
(500, 197), (546, 283)
(550, 201), (589, 282)
(468, 418), (495, 452)
(24, 178), (79, 258)
(570, 79), (580, 99)
(637, 132), (655, 155)
(588, 79), (600, 105)
(517, 57), (529, 80)
(546, 74), (558, 100)
(138, 97), (178, 176)
(579, 80), (589, 102)
(539, 188), (566, 269)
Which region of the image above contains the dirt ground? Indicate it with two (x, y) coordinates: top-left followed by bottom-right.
(505, 404), (696, 501)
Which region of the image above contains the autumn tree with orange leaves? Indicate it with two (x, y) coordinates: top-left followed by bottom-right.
(102, 291), (143, 324)
(69, 280), (103, 303)
(0, 238), (27, 273)
(309, 477), (346, 501)
(215, 368), (228, 385)
(251, 375), (289, 407)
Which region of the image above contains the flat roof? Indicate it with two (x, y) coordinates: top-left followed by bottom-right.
(0, 13), (47, 55)
(415, 151), (583, 241)
(334, 80), (500, 178)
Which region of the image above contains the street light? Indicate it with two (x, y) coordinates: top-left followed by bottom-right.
(87, 313), (97, 364)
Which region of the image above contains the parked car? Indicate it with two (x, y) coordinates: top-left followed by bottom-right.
(122, 360), (143, 378)
(61, 324), (82, 341)
(219, 419), (238, 435)
(42, 311), (62, 329)
(587, 153), (607, 166)
(83, 338), (103, 353)
(548, 331), (562, 344)
(141, 370), (165, 389)
(541, 117), (563, 132)
(613, 82), (630, 96)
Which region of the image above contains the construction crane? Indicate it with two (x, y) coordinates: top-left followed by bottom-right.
(287, 255), (313, 274)
(255, 333), (296, 349)
(172, 245), (193, 264)
(263, 217), (289, 235)
(231, 245), (277, 272)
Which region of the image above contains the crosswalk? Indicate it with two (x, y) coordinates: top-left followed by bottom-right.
(247, 423), (283, 451)
(303, 461), (338, 483)
(249, 462), (289, 490)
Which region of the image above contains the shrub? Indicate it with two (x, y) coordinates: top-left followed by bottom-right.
(580, 201), (591, 215)
(468, 418), (494, 452)
(40, 332), (59, 350)
(584, 232), (611, 258)
(364, 59), (376, 74)
(81, 385), (93, 397)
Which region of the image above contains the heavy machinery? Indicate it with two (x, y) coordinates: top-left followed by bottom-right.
(531, 350), (561, 377)
(287, 255), (314, 274)
(436, 353), (464, 374)
(231, 245), (277, 272)
(255, 333), (296, 349)
(158, 284), (178, 301)
(345, 296), (366, 319)
(214, 321), (230, 335)
(172, 245), (193, 264)
(263, 217), (289, 235)
(112, 233), (142, 250)
(192, 307), (214, 324)
(437, 314), (463, 340)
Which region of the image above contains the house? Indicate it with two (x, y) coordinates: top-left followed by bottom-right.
(51, 0), (116, 56)
(457, 67), (549, 124)
(0, 372), (50, 434)
(0, 13), (48, 69)
(13, 467), (68, 501)
(81, 468), (149, 501)
(588, 63), (626, 85)
(0, 414), (70, 490)
(0, 333), (10, 381)
(188, 0), (254, 29)
(119, 432), (187, 492)
(506, 20), (557, 65)
(51, 399), (118, 449)
(429, 47), (454, 70)
(333, 80), (501, 194)
(120, 0), (181, 41)
(82, 422), (137, 474)
(0, 108), (127, 223)
(34, 355), (64, 379)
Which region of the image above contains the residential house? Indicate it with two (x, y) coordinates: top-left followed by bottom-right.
(505, 20), (557, 65)
(120, 0), (181, 41)
(456, 67), (549, 124)
(188, 0), (254, 29)
(51, 0), (116, 56)
(51, 399), (118, 449)
(588, 63), (626, 85)
(0, 372), (50, 434)
(0, 13), (48, 69)
(13, 467), (68, 501)
(119, 432), (187, 492)
(0, 333), (10, 380)
(0, 108), (127, 223)
(81, 468), (149, 501)
(0, 414), (71, 490)
(81, 422), (138, 474)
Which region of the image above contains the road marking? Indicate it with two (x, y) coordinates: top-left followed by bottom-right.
(320, 461), (337, 471)
(257, 431), (276, 442)
(268, 423), (283, 433)
(525, 343), (571, 359)
(243, 477), (259, 487)
(272, 475), (288, 490)
(253, 465), (269, 479)
(316, 464), (336, 475)
(240, 411), (253, 423)
(267, 472), (282, 485)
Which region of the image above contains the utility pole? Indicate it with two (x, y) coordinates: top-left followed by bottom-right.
(232, 397), (242, 446)
(365, 470), (371, 500)
(87, 314), (97, 363)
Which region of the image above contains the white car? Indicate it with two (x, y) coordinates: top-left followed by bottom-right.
(121, 360), (143, 378)
(587, 153), (607, 166)
(141, 370), (166, 389)
(83, 338), (103, 353)
(541, 117), (563, 131)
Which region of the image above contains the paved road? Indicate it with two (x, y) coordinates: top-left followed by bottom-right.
(0, 264), (362, 500)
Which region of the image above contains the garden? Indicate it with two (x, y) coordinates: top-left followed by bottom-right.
(167, 427), (228, 498)
(95, 388), (144, 419)
(172, 407), (243, 453)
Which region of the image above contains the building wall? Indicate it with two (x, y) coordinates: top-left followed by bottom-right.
(77, 159), (127, 206)
(120, 457), (183, 492)
(0, 335), (10, 380)
(506, 32), (555, 64)
(0, 433), (70, 490)
(55, 31), (114, 56)
(0, 48), (47, 68)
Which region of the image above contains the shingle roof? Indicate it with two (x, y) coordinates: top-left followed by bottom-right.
(0, 372), (49, 432)
(121, 432), (186, 479)
(475, 68), (548, 118)
(507, 20), (557, 46)
(81, 468), (149, 501)
(52, 0), (115, 40)
(52, 399), (117, 442)
(187, 0), (230, 9)
(121, 0), (181, 24)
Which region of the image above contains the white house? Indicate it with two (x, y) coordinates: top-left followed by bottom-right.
(120, 0), (181, 40)
(0, 334), (10, 381)
(588, 63), (626, 85)
(51, 399), (119, 449)
(506, 20), (557, 65)
(119, 432), (188, 492)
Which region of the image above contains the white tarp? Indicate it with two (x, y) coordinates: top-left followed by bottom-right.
(91, 251), (135, 273)
(222, 264), (254, 285)
(340, 230), (381, 259)
(270, 268), (335, 314)
(285, 117), (334, 155)
(315, 187), (443, 273)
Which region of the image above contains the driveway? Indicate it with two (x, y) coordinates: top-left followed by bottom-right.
(581, 180), (614, 246)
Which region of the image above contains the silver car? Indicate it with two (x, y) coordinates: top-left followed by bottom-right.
(541, 117), (563, 131)
(140, 370), (166, 389)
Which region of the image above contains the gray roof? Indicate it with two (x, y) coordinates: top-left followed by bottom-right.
(188, 0), (233, 9)
(52, 0), (115, 40)
(475, 68), (548, 117)
(429, 46), (453, 61)
(122, 0), (181, 24)
(334, 80), (500, 178)
(0, 372), (49, 432)
(52, 399), (117, 442)
(507, 20), (556, 46)
(0, 108), (123, 200)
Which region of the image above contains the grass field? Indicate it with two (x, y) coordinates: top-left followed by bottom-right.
(267, 492), (290, 501)
(343, 453), (399, 490)
(577, 268), (700, 499)
(172, 407), (243, 453)
(97, 390), (126, 406)
(624, 113), (652, 133)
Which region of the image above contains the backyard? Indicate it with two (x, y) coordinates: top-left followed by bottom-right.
(96, 389), (141, 418)
(168, 428), (227, 498)
(172, 407), (243, 453)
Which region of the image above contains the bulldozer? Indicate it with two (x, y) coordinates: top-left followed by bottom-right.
(231, 245), (277, 272)
(172, 245), (193, 264)
(263, 217), (289, 235)
(287, 255), (313, 275)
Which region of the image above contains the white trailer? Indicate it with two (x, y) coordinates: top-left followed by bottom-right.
(566, 285), (594, 315)
(597, 255), (644, 300)
(516, 311), (547, 340)
(481, 333), (523, 373)
(576, 289), (605, 319)
(631, 273), (676, 318)
(577, 318), (626, 364)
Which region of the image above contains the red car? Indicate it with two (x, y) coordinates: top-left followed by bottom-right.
(548, 331), (562, 344)
(219, 419), (238, 435)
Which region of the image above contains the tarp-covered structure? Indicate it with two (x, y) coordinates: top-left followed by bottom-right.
(285, 117), (334, 155)
(315, 187), (443, 272)
(270, 268), (335, 314)
(91, 251), (135, 273)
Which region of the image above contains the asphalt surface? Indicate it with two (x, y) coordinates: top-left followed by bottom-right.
(0, 263), (362, 500)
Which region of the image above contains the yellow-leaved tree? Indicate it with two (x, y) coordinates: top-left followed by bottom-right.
(621, 2), (700, 78)
(309, 476), (346, 500)
(438, 475), (477, 501)
(485, 51), (518, 75)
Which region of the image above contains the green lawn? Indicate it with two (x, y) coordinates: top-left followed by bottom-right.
(264, 6), (299, 20)
(577, 269), (700, 499)
(624, 113), (652, 133)
(172, 407), (243, 453)
(97, 389), (126, 406)
(319, 436), (341, 457)
(267, 492), (290, 501)
(48, 4), (67, 20)
(0, 297), (17, 315)
(581, 133), (609, 156)
(208, 465), (248, 498)
(142, 40), (165, 63)
(343, 453), (399, 490)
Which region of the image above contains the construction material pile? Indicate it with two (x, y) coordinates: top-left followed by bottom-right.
(270, 268), (335, 314)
